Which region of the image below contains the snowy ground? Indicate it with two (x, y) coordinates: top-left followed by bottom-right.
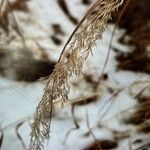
(0, 0), (149, 150)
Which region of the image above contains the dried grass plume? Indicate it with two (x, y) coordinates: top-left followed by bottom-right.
(30, 0), (124, 149)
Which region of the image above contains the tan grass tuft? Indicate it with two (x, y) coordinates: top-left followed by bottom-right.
(30, 0), (124, 149)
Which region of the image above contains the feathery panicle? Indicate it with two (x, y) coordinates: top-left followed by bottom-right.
(30, 0), (124, 149)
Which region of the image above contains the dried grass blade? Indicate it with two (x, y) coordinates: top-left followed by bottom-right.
(16, 122), (27, 150)
(0, 131), (4, 149)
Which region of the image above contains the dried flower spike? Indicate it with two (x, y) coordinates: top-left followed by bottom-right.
(30, 0), (124, 149)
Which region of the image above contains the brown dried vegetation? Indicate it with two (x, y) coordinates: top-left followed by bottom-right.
(125, 99), (150, 125)
(72, 94), (98, 106)
(82, 0), (91, 5)
(30, 0), (124, 149)
(0, 0), (29, 33)
(84, 140), (118, 150)
(0, 131), (4, 149)
(0, 48), (56, 82)
(52, 24), (65, 36)
(57, 0), (78, 25)
(124, 94), (150, 136)
(111, 0), (150, 74)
